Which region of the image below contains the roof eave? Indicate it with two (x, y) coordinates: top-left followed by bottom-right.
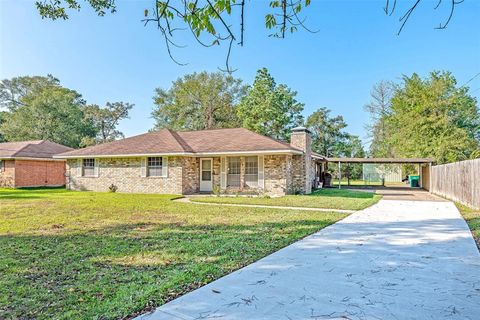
(54, 149), (303, 159)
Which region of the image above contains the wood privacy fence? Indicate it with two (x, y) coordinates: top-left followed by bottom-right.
(430, 158), (480, 209)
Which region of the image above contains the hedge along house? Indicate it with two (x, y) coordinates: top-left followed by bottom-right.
(0, 140), (72, 188)
(55, 127), (326, 196)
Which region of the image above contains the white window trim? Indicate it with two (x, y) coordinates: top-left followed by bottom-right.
(143, 156), (168, 178)
(82, 158), (98, 178)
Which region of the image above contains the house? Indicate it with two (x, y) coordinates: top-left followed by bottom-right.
(55, 127), (326, 195)
(0, 140), (72, 188)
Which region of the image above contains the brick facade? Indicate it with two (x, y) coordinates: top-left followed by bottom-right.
(66, 154), (310, 196)
(0, 159), (65, 188)
(66, 157), (183, 194)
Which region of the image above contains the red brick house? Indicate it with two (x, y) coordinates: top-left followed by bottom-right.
(55, 127), (326, 195)
(0, 140), (72, 188)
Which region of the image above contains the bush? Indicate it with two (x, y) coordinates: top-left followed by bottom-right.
(108, 184), (118, 193)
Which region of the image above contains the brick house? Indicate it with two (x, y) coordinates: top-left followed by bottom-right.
(55, 127), (326, 196)
(0, 140), (72, 188)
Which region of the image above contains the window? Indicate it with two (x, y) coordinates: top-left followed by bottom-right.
(83, 159), (95, 177)
(148, 157), (163, 177)
(0, 160), (4, 172)
(227, 157), (241, 187)
(245, 156), (258, 187)
(201, 159), (212, 181)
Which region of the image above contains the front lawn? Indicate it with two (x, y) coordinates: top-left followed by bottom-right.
(194, 188), (382, 211)
(456, 203), (480, 250)
(0, 188), (346, 319)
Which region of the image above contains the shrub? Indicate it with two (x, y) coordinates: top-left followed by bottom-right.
(108, 184), (118, 193)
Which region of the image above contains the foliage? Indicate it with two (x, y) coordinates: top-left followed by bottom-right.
(237, 68), (304, 140)
(0, 79), (96, 148)
(335, 135), (366, 180)
(0, 112), (6, 142)
(108, 184), (118, 192)
(0, 75), (60, 111)
(83, 102), (133, 145)
(364, 80), (395, 157)
(194, 188), (382, 211)
(33, 1), (464, 71)
(385, 71), (480, 164)
(0, 188), (345, 319)
(305, 107), (348, 157)
(152, 72), (245, 130)
(456, 203), (480, 250)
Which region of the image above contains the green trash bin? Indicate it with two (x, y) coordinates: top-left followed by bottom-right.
(409, 175), (420, 188)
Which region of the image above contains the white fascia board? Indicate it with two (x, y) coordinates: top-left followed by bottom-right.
(0, 157), (66, 162)
(53, 149), (303, 159)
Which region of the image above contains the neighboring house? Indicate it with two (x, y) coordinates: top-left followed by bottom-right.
(362, 163), (402, 183)
(0, 140), (72, 188)
(55, 127), (326, 195)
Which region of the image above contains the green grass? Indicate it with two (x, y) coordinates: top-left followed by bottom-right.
(456, 203), (480, 250)
(194, 188), (382, 211)
(0, 188), (346, 319)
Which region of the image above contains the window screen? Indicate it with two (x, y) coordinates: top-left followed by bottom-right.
(148, 157), (163, 176)
(245, 156), (258, 187)
(83, 159), (95, 177)
(227, 157), (241, 187)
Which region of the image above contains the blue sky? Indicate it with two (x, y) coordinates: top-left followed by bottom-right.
(1, 0), (479, 147)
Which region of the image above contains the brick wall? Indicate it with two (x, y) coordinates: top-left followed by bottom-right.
(66, 154), (301, 196)
(66, 157), (183, 194)
(0, 160), (15, 187)
(14, 160), (66, 187)
(264, 155), (289, 195)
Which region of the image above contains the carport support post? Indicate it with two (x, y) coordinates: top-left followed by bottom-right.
(338, 161), (341, 189)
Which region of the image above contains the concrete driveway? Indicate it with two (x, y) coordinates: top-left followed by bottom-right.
(138, 200), (480, 320)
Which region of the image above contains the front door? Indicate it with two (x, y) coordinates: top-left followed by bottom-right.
(200, 158), (213, 192)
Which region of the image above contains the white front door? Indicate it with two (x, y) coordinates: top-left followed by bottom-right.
(200, 158), (213, 192)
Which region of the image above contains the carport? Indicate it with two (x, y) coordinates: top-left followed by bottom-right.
(326, 157), (434, 190)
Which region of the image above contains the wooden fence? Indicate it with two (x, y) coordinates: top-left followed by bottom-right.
(430, 158), (480, 209)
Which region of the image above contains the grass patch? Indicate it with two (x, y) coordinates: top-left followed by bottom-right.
(456, 203), (480, 250)
(0, 188), (346, 319)
(194, 188), (382, 211)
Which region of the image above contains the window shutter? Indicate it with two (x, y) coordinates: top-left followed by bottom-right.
(94, 159), (99, 177)
(77, 159), (82, 177)
(161, 156), (168, 177)
(140, 158), (147, 177)
(258, 155), (265, 189)
(220, 156), (226, 189)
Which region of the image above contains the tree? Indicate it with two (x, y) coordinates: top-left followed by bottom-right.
(0, 75), (60, 111)
(364, 80), (395, 157)
(0, 111), (6, 142)
(0, 84), (96, 148)
(152, 72), (245, 131)
(305, 107), (347, 157)
(237, 68), (304, 140)
(83, 102), (133, 146)
(335, 135), (366, 181)
(34, 1), (465, 71)
(385, 71), (480, 164)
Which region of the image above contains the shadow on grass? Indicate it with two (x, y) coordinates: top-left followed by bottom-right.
(0, 218), (339, 320)
(310, 188), (377, 199)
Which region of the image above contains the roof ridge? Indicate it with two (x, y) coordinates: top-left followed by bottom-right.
(11, 140), (39, 157)
(167, 129), (195, 153)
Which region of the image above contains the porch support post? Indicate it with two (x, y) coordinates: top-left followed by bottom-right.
(429, 162), (432, 193)
(240, 156), (245, 191)
(338, 161), (341, 189)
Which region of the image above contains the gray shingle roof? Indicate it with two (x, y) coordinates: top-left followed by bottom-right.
(0, 140), (73, 159)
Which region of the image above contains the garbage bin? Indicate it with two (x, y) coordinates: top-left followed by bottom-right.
(409, 175), (420, 188)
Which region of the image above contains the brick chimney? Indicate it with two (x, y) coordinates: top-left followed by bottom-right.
(290, 126), (313, 194)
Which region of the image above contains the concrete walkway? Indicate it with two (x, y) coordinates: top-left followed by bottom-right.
(138, 200), (480, 320)
(174, 196), (355, 213)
